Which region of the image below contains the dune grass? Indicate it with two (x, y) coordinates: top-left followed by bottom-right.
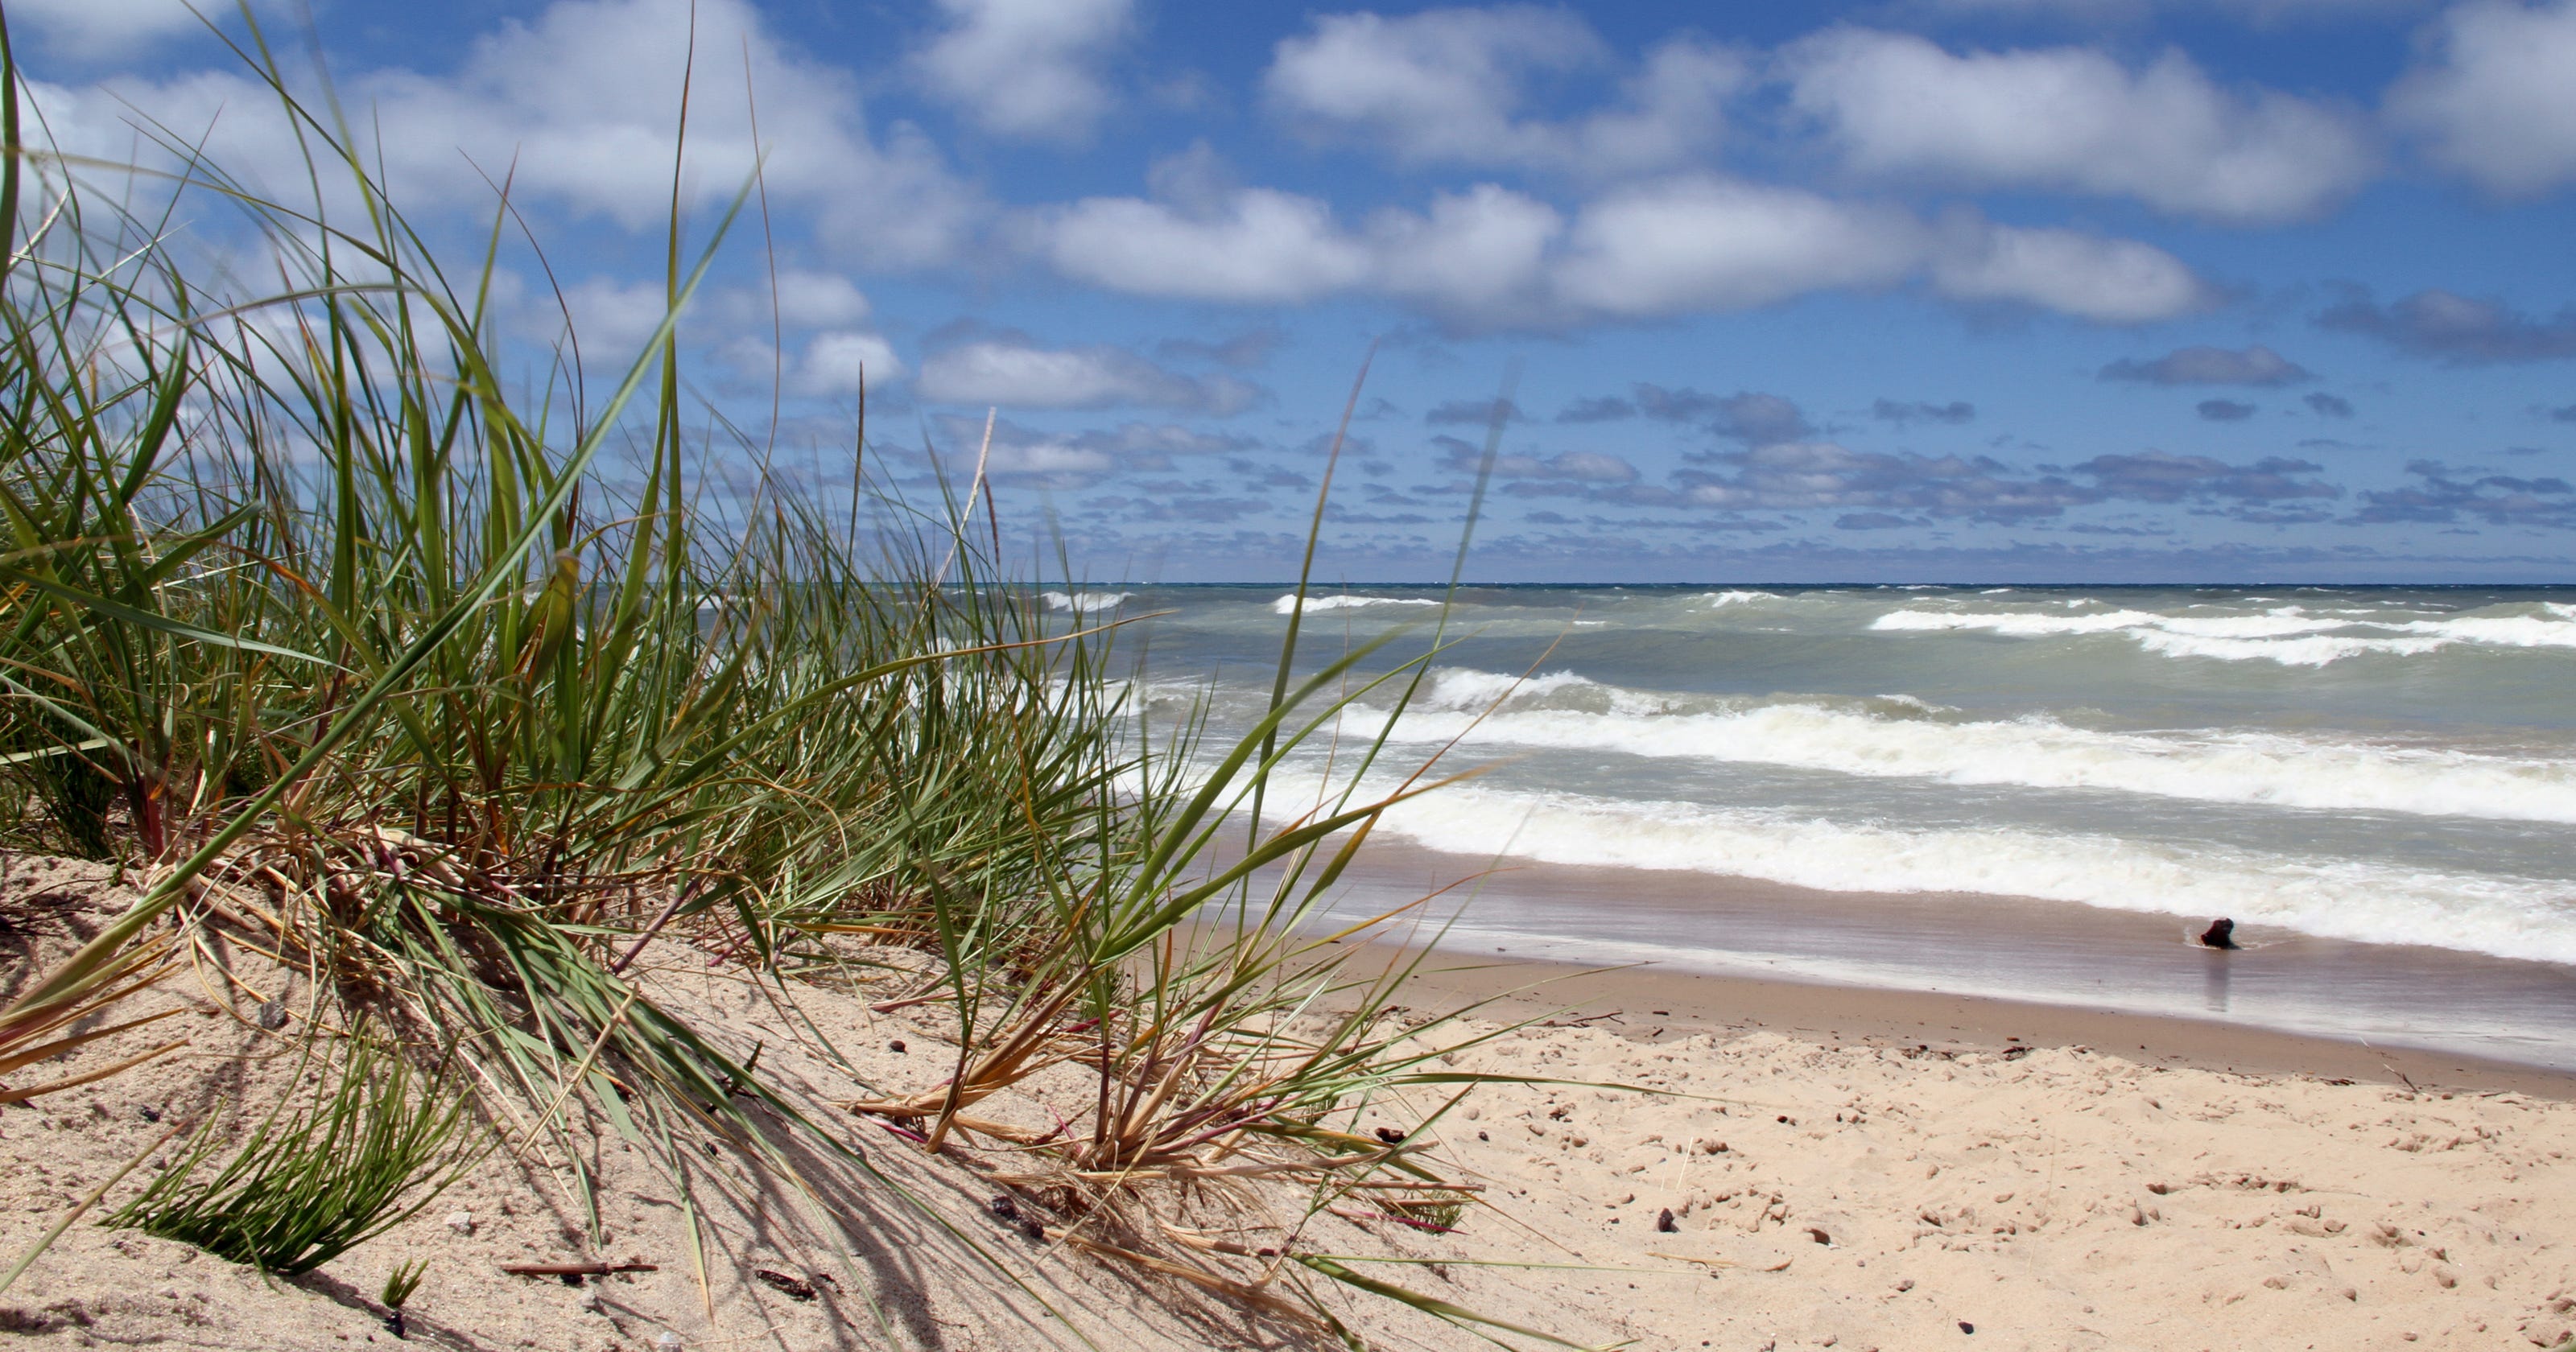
(105, 1033), (473, 1276)
(0, 10), (1588, 1346)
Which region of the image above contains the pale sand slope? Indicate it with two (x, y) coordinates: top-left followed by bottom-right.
(6, 852), (2575, 1351)
(1408, 1022), (2576, 1352)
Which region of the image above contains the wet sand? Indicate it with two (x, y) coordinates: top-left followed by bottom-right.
(1364, 939), (2576, 1098)
(1311, 839), (2576, 1077)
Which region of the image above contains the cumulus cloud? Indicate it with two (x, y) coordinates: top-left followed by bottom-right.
(786, 332), (906, 396)
(918, 339), (1263, 414)
(1031, 188), (1373, 303)
(32, 0), (981, 266)
(914, 0), (1131, 142)
(2388, 0), (2576, 198)
(1077, 492), (1271, 525)
(1435, 435), (1640, 482)
(1265, 6), (1600, 161)
(1263, 8), (1743, 175)
(2074, 450), (2336, 502)
(1783, 27), (2376, 223)
(1551, 176), (1923, 317)
(929, 415), (1255, 485)
(1627, 440), (2343, 525)
(555, 277), (690, 357)
(1699, 391), (1815, 444)
(2196, 398), (2259, 421)
(759, 270), (877, 332)
(932, 415), (1117, 482)
(1369, 184), (1567, 326)
(2314, 287), (2576, 364)
(1558, 385), (1817, 443)
(2306, 392), (2356, 418)
(1925, 217), (2216, 322)
(2099, 344), (2313, 385)
(1028, 171), (2210, 330)
(1872, 398), (1976, 424)
(1677, 442), (2094, 520)
(2354, 460), (2576, 526)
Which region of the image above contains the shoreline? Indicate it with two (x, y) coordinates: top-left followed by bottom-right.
(1358, 939), (2576, 1098)
(1308, 839), (2576, 1076)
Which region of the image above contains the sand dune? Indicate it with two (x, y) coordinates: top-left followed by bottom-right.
(6, 859), (2573, 1351)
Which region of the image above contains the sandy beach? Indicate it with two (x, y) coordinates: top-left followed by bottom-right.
(1321, 842), (2576, 1073)
(1381, 951), (2576, 1351)
(9, 855), (2576, 1352)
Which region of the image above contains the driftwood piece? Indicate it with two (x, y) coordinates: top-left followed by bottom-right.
(500, 1260), (660, 1280)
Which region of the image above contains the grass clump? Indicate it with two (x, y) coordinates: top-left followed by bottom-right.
(378, 1258), (429, 1338)
(105, 1036), (472, 1276)
(0, 5), (1578, 1343)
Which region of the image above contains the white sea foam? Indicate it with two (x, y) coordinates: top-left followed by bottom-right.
(1702, 590), (1778, 607)
(1271, 593), (1440, 615)
(1871, 603), (2576, 666)
(1360, 667), (2576, 823)
(1289, 777), (2576, 965)
(2130, 630), (2450, 665)
(2396, 614), (2576, 649)
(1042, 590), (1133, 614)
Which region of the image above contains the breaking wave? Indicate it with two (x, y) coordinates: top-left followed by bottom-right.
(1358, 667), (2576, 823)
(1042, 590), (1133, 614)
(1299, 777), (2576, 965)
(1271, 593), (1442, 616)
(1870, 602), (2576, 666)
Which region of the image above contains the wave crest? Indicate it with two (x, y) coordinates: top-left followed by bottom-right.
(1362, 667), (2576, 823)
(1871, 603), (2576, 666)
(1303, 778), (2576, 965)
(1042, 591), (1133, 614)
(1272, 593), (1441, 616)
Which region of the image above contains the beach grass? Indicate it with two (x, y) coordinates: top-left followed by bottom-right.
(104, 1032), (473, 1276)
(0, 10), (1566, 1344)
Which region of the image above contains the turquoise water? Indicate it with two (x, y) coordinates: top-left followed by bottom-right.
(1060, 583), (2576, 980)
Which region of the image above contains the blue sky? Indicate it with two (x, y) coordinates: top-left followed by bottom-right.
(19, 0), (2576, 581)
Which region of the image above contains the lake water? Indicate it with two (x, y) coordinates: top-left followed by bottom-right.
(1051, 583), (2576, 1064)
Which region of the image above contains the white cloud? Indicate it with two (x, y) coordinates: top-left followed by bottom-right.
(1029, 174), (2210, 329)
(1472, 448), (1641, 481)
(556, 278), (687, 357)
(1928, 214), (2218, 322)
(2388, 0), (2576, 198)
(712, 331), (906, 397)
(791, 332), (906, 396)
(29, 0), (980, 268)
(1551, 176), (1924, 317)
(1263, 7), (1741, 175)
(1575, 38), (1748, 172)
(918, 340), (1261, 414)
(914, 0), (1132, 142)
(1784, 28), (2376, 224)
(1266, 7), (1603, 163)
(943, 422), (1118, 480)
(1034, 188), (1375, 303)
(1369, 185), (1564, 328)
(766, 270), (875, 330)
(552, 274), (900, 394)
(927, 415), (1245, 482)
